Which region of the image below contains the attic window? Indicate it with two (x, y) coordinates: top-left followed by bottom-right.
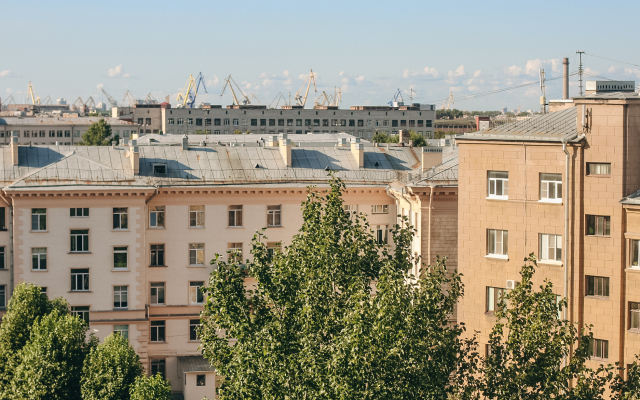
(153, 164), (167, 175)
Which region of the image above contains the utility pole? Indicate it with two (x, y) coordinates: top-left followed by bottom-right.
(539, 68), (546, 114)
(576, 50), (585, 96)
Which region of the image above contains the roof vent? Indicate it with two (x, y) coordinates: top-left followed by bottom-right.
(324, 166), (331, 171)
(200, 141), (205, 147)
(374, 161), (379, 167)
(255, 163), (260, 168)
(182, 135), (188, 150)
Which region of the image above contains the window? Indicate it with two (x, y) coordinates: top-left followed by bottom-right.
(233, 118), (239, 126)
(630, 302), (640, 330)
(189, 281), (204, 304)
(371, 205), (389, 214)
(589, 338), (609, 359)
(114, 324), (129, 340)
(586, 215), (610, 236)
(137, 118), (144, 125)
(260, 119), (267, 126)
(268, 119), (276, 126)
(586, 276), (609, 297)
(150, 283), (165, 305)
(40, 287), (47, 296)
(113, 208), (128, 230)
(65, 130), (70, 137)
(197, 374), (206, 386)
(31, 208), (46, 231)
(151, 321), (165, 342)
(71, 269), (89, 291)
(391, 120), (398, 127)
(229, 205), (243, 227)
(0, 285), (5, 308)
(0, 247), (4, 270)
(150, 206), (165, 228)
(487, 229), (508, 256)
(114, 247), (127, 269)
(539, 234), (562, 262)
(373, 225), (388, 244)
(188, 118), (193, 125)
(344, 204), (358, 215)
(153, 164), (166, 175)
(189, 243), (204, 266)
(168, 118), (174, 125)
(49, 130), (55, 137)
(485, 344), (492, 357)
(177, 118), (183, 125)
(70, 230), (89, 252)
(71, 306), (89, 324)
(540, 173), (562, 201)
(114, 286), (128, 309)
(287, 119), (294, 126)
(250, 119), (257, 126)
(190, 319), (201, 341)
(587, 163), (611, 176)
(205, 118), (211, 126)
(486, 287), (505, 313)
(150, 244), (165, 266)
(189, 205), (204, 227)
(150, 359), (165, 377)
(267, 205), (281, 227)
(228, 243), (242, 263)
(70, 208), (89, 217)
(32, 248), (47, 270)
(0, 207), (5, 230)
(266, 242), (281, 258)
(488, 171), (509, 198)
(213, 118), (221, 126)
(196, 118), (203, 126)
(357, 120), (364, 127)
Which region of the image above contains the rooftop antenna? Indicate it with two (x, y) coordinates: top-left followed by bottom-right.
(539, 68), (547, 114)
(576, 50), (585, 96)
(409, 88), (417, 106)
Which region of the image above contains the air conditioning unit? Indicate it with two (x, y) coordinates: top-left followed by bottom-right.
(506, 280), (518, 290)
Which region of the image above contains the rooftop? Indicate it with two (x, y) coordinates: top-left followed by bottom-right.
(0, 117), (138, 127)
(136, 132), (368, 147)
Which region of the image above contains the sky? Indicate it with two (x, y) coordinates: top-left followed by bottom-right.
(1, 0), (640, 111)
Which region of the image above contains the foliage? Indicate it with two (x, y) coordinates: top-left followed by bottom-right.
(436, 109), (464, 119)
(373, 130), (426, 147)
(434, 130), (458, 139)
(129, 374), (173, 400)
(476, 254), (616, 400)
(79, 119), (118, 146)
(409, 130), (427, 147)
(200, 177), (472, 400)
(0, 283), (68, 399)
(11, 309), (97, 399)
(194, 129), (207, 135)
(81, 333), (144, 400)
(611, 355), (640, 400)
(233, 129), (242, 135)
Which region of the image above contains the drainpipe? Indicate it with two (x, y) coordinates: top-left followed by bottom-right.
(428, 185), (434, 268)
(562, 140), (570, 321)
(0, 191), (13, 296)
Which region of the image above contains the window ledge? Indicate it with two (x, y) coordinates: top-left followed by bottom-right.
(187, 265), (206, 268)
(590, 357), (609, 362)
(485, 254), (509, 261)
(538, 260), (563, 267)
(31, 269), (48, 272)
(68, 252), (92, 254)
(585, 295), (610, 301)
(227, 226), (244, 229)
(112, 229), (130, 232)
(538, 199), (563, 205)
(31, 230), (48, 233)
(629, 328), (640, 334)
(0, 229), (7, 232)
(189, 226), (205, 229)
(68, 291), (92, 293)
(149, 227), (166, 230)
(149, 341), (167, 344)
(112, 269), (130, 272)
(486, 196), (508, 201)
(149, 265), (167, 268)
(626, 267), (640, 273)
(267, 225), (283, 228)
(585, 235), (611, 239)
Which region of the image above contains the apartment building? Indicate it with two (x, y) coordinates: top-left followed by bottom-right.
(0, 133), (452, 399)
(456, 83), (640, 372)
(0, 117), (140, 145)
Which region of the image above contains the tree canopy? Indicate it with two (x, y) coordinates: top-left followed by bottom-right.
(129, 373), (173, 400)
(200, 177), (473, 399)
(79, 119), (119, 146)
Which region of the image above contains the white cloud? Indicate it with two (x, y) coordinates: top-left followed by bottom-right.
(96, 83), (104, 90)
(473, 70), (481, 78)
(355, 75), (365, 83)
(259, 72), (267, 78)
(339, 71), (344, 76)
(298, 74), (307, 80)
(468, 85), (479, 91)
(608, 66), (621, 73)
(284, 78), (292, 85)
(207, 75), (219, 86)
(448, 65), (465, 78)
(245, 83), (252, 89)
(505, 65), (523, 77)
(449, 86), (462, 92)
(525, 59), (543, 75)
(0, 70), (10, 77)
(341, 77), (349, 84)
(108, 65), (123, 77)
(262, 79), (272, 86)
(122, 73), (130, 78)
(6, 88), (12, 94)
(550, 59), (561, 73)
(403, 66), (439, 79)
(283, 70), (289, 77)
(584, 67), (600, 76)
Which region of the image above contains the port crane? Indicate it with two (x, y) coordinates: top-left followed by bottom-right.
(441, 91), (454, 110)
(388, 88), (403, 107)
(220, 75), (252, 106)
(269, 92), (288, 109)
(1, 95), (16, 110)
(176, 72), (207, 108)
(101, 88), (119, 107)
(293, 69), (317, 108)
(27, 82), (41, 105)
(330, 86), (342, 107)
(123, 90), (138, 107)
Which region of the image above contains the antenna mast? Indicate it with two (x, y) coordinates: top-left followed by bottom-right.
(576, 50), (585, 96)
(539, 68), (546, 114)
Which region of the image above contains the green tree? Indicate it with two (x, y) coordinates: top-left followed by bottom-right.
(478, 254), (616, 400)
(11, 309), (97, 399)
(81, 333), (144, 400)
(372, 131), (398, 143)
(611, 355), (640, 400)
(79, 119), (119, 146)
(233, 129), (242, 135)
(409, 130), (427, 147)
(200, 177), (473, 400)
(0, 283), (68, 399)
(129, 374), (173, 400)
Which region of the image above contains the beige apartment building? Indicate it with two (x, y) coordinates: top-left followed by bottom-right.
(456, 84), (640, 373)
(0, 132), (457, 399)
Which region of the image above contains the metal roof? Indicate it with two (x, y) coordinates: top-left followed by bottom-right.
(403, 147), (458, 187)
(575, 91), (640, 101)
(456, 107), (581, 142)
(0, 117), (137, 127)
(178, 356), (216, 372)
(136, 132), (368, 146)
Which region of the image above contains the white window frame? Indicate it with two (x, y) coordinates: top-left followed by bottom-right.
(267, 205), (281, 227)
(113, 208), (128, 230)
(539, 233), (562, 262)
(630, 302), (640, 330)
(189, 281), (205, 305)
(114, 324), (129, 340)
(589, 338), (609, 360)
(150, 244), (165, 267)
(586, 275), (609, 297)
(631, 239), (640, 269)
(486, 286), (505, 313)
(190, 319), (201, 341)
(150, 206), (165, 228)
(150, 282), (165, 305)
(189, 205), (204, 227)
(71, 306), (89, 324)
(31, 208), (46, 231)
(114, 286), (128, 309)
(371, 205), (389, 214)
(114, 246), (128, 270)
(229, 205), (243, 227)
(228, 242), (242, 263)
(150, 320), (165, 342)
(540, 173), (562, 202)
(373, 225), (388, 244)
(71, 269), (90, 291)
(586, 215), (610, 236)
(487, 171), (509, 199)
(587, 163), (611, 176)
(487, 229), (508, 258)
(0, 285), (5, 308)
(32, 247), (47, 271)
(70, 229), (89, 252)
(189, 243), (204, 266)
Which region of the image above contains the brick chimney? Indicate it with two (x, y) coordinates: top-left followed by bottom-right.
(10, 132), (18, 166)
(280, 138), (292, 167)
(351, 142), (364, 168)
(130, 146), (140, 174)
(398, 130), (409, 144)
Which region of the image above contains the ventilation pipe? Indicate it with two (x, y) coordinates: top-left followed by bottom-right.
(563, 57), (570, 100)
(182, 135), (188, 150)
(351, 143), (364, 168)
(10, 132), (18, 166)
(130, 146), (140, 174)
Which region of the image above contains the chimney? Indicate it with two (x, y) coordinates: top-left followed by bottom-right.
(10, 132), (18, 166)
(421, 147), (443, 172)
(398, 130), (409, 144)
(338, 138), (348, 147)
(182, 135), (188, 150)
(351, 142), (364, 168)
(130, 146), (140, 174)
(280, 138), (292, 167)
(563, 57), (570, 100)
(269, 135), (279, 147)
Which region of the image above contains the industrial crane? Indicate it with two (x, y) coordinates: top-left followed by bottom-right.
(220, 75), (251, 106)
(27, 81), (41, 105)
(145, 93), (158, 104)
(269, 92), (287, 109)
(85, 96), (96, 110)
(293, 69), (317, 108)
(101, 88), (118, 107)
(388, 88), (403, 107)
(41, 96), (52, 105)
(72, 97), (85, 112)
(122, 90), (138, 107)
(177, 73), (208, 108)
(441, 91), (454, 110)
(314, 91), (331, 108)
(331, 87), (342, 107)
(1, 95), (16, 110)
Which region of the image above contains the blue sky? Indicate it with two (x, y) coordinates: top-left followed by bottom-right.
(1, 0), (639, 111)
